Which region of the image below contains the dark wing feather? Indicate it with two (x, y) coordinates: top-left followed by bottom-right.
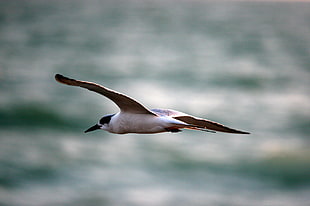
(152, 108), (249, 134)
(174, 115), (250, 134)
(55, 74), (156, 115)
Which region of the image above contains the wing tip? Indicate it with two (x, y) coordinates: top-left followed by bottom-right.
(55, 73), (66, 83)
(55, 74), (80, 86)
(233, 130), (250, 134)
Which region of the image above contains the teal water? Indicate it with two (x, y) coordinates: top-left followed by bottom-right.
(0, 0), (310, 205)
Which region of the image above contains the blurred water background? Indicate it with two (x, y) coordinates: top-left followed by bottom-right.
(0, 0), (310, 205)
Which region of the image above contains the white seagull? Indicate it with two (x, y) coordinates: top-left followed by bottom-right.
(55, 74), (250, 135)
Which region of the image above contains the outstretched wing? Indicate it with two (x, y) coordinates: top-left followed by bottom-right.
(55, 74), (157, 115)
(152, 109), (250, 134)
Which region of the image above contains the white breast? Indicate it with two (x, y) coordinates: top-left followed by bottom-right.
(108, 112), (187, 134)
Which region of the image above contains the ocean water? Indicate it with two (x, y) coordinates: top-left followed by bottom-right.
(0, 0), (310, 205)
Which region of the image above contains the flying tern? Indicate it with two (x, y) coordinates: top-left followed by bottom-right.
(55, 74), (250, 135)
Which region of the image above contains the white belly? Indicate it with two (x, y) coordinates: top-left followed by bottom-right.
(108, 113), (187, 134)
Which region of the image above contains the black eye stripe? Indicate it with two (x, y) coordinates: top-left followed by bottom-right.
(99, 114), (115, 124)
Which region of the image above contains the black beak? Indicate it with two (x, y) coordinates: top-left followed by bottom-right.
(84, 124), (101, 133)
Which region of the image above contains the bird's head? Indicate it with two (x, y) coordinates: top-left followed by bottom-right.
(84, 114), (115, 133)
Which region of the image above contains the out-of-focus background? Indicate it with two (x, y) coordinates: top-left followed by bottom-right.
(0, 0), (309, 205)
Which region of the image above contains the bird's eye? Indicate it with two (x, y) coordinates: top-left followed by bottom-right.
(99, 114), (114, 125)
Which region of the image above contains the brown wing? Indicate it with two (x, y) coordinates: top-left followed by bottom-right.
(152, 108), (250, 134)
(55, 74), (156, 115)
(174, 115), (250, 134)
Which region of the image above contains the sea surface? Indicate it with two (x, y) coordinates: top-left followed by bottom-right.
(0, 0), (310, 206)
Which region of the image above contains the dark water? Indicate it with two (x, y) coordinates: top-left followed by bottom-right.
(0, 0), (310, 205)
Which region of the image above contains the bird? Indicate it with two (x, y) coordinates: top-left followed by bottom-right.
(55, 74), (250, 135)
